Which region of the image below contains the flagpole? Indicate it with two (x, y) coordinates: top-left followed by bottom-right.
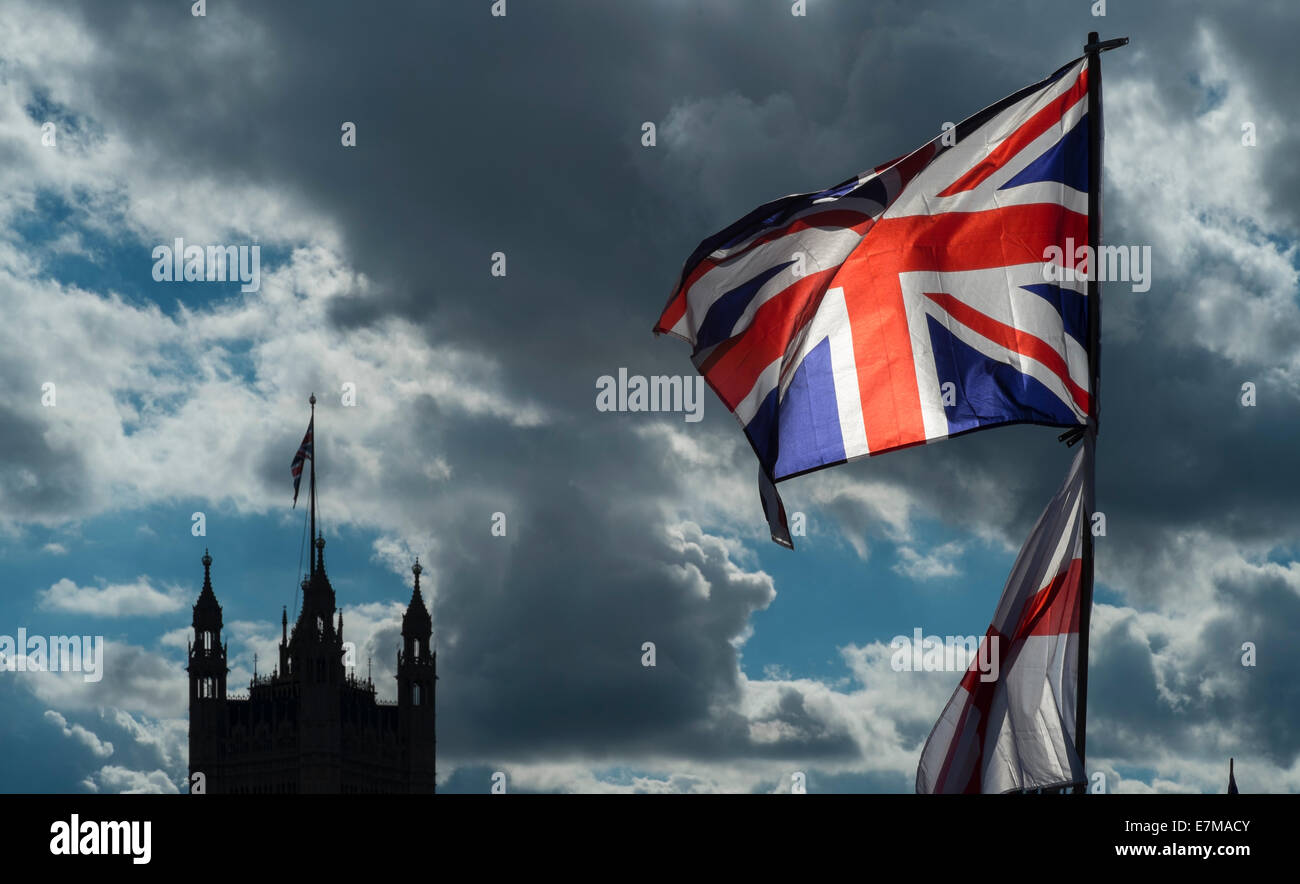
(309, 392), (317, 575)
(1074, 30), (1128, 794)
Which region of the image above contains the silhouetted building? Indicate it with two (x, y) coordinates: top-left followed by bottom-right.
(187, 547), (437, 794)
(187, 397), (436, 793)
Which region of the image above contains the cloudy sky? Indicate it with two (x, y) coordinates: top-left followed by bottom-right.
(0, 0), (1296, 794)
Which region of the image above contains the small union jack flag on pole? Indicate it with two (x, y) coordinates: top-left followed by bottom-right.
(290, 416), (313, 508)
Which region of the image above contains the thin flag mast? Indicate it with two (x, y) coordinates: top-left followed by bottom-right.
(309, 392), (317, 574)
(1074, 30), (1128, 794)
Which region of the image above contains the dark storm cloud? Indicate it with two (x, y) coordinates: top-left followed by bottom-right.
(29, 0), (1300, 785)
(0, 403), (87, 523)
(366, 406), (794, 762)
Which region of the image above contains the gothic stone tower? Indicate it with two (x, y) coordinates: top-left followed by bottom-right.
(398, 559), (437, 793)
(186, 549), (227, 790)
(185, 397), (437, 794)
(290, 534), (346, 792)
(186, 543), (439, 794)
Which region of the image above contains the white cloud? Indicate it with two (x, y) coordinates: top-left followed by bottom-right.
(1106, 24), (1300, 388)
(43, 709), (114, 758)
(157, 627), (192, 651)
(893, 541), (964, 580)
(0, 246), (548, 535)
(0, 2), (548, 541)
(38, 576), (186, 617)
(21, 640), (187, 717)
(89, 766), (180, 795)
(104, 709), (187, 771)
(0, 2), (336, 254)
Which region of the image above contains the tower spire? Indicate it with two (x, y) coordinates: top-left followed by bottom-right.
(201, 548), (213, 593)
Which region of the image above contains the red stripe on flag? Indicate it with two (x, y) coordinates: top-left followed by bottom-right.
(655, 291), (689, 337)
(829, 202), (1087, 453)
(935, 558), (1084, 792)
(655, 211), (875, 336)
(867, 204), (1089, 273)
(844, 259), (926, 452)
(936, 624), (1005, 793)
(936, 66), (1088, 197)
(695, 266), (839, 408)
(1014, 557), (1085, 639)
(951, 561), (1085, 702)
(923, 290), (1091, 415)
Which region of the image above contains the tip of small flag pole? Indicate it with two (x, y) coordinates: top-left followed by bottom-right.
(1085, 34), (1130, 53)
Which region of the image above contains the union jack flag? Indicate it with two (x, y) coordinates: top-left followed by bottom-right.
(290, 417), (313, 508)
(655, 57), (1093, 545)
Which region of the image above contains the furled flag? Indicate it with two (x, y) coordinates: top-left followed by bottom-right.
(290, 417), (313, 508)
(916, 439), (1093, 793)
(655, 56), (1093, 546)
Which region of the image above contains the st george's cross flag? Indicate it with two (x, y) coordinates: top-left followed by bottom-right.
(290, 417), (313, 508)
(916, 439), (1093, 793)
(655, 56), (1094, 546)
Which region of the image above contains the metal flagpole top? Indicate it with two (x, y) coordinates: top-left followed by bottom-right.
(1085, 33), (1130, 54)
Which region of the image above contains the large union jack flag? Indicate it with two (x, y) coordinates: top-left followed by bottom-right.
(655, 57), (1093, 544)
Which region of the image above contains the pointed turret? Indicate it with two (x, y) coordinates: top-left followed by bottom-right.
(188, 549), (228, 788)
(402, 558), (433, 659)
(193, 549), (222, 629)
(296, 534), (337, 637)
(191, 549), (224, 657)
(398, 558), (436, 791)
